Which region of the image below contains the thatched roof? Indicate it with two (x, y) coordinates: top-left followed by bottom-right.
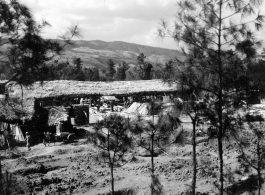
(1, 79), (178, 120)
(7, 79), (178, 99)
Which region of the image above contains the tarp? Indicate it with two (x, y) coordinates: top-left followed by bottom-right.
(123, 102), (151, 116)
(101, 96), (118, 101)
(137, 103), (150, 115)
(14, 125), (25, 141)
(0, 122), (25, 142)
(125, 102), (142, 113)
(10, 124), (25, 141)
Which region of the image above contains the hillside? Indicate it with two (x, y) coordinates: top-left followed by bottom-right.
(0, 40), (183, 80)
(59, 40), (184, 69)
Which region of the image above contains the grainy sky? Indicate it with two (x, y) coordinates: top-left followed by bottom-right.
(20, 0), (265, 50)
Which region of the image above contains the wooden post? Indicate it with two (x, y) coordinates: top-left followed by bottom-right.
(0, 158), (2, 194)
(87, 105), (90, 124)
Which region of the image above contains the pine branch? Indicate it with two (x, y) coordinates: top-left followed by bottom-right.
(201, 0), (220, 19)
(222, 0), (252, 20)
(222, 19), (257, 30)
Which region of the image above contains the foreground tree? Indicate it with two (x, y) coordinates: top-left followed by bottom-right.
(183, 91), (207, 195)
(0, 0), (81, 141)
(6, 25), (81, 86)
(159, 0), (264, 194)
(93, 114), (132, 195)
(130, 101), (181, 195)
(0, 1), (81, 192)
(236, 116), (265, 195)
(0, 0), (81, 86)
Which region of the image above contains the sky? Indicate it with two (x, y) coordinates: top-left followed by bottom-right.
(20, 0), (265, 50)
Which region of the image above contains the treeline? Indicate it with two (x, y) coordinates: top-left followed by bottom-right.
(41, 53), (176, 82)
(0, 52), (175, 82)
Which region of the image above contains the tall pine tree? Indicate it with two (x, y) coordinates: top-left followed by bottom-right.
(159, 0), (264, 194)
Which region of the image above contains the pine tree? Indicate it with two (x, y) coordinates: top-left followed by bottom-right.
(0, 0), (81, 86)
(130, 101), (181, 195)
(158, 0), (264, 194)
(106, 59), (116, 81)
(136, 53), (153, 80)
(93, 114), (132, 195)
(115, 61), (129, 81)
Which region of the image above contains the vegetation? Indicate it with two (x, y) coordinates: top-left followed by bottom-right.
(93, 114), (132, 195)
(235, 117), (265, 195)
(182, 92), (206, 195)
(130, 101), (181, 195)
(135, 53), (153, 80)
(0, 164), (12, 195)
(0, 5), (81, 86)
(106, 59), (116, 81)
(0, 0), (81, 148)
(115, 61), (129, 81)
(45, 59), (101, 81)
(0, 0), (79, 194)
(158, 0), (265, 194)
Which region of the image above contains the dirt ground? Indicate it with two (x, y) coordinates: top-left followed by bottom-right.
(1, 120), (265, 195)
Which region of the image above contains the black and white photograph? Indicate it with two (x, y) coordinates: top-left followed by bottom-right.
(1, 0), (265, 194)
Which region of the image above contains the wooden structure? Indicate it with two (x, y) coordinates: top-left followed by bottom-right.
(0, 79), (180, 122)
(0, 79), (181, 143)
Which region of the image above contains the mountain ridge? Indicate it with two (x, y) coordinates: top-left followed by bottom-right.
(60, 40), (183, 69)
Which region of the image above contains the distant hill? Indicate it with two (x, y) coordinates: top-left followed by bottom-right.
(58, 40), (184, 69)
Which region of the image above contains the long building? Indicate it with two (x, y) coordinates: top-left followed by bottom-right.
(0, 79), (179, 121)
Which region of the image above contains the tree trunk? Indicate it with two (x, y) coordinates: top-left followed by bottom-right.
(257, 168), (261, 195)
(257, 140), (261, 195)
(151, 133), (154, 195)
(0, 159), (2, 195)
(217, 0), (224, 191)
(192, 119), (197, 195)
(107, 132), (115, 195)
(151, 134), (154, 174)
(110, 163), (115, 195)
(218, 132), (224, 195)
